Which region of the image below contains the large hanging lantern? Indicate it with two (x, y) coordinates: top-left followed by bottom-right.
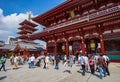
(62, 43), (65, 51)
(90, 40), (96, 51)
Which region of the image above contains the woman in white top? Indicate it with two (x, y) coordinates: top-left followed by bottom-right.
(30, 54), (35, 68)
(45, 56), (49, 69)
(13, 55), (18, 69)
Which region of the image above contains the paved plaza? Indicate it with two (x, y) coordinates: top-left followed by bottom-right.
(0, 60), (120, 82)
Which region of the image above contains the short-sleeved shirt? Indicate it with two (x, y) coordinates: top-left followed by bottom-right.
(14, 56), (18, 63)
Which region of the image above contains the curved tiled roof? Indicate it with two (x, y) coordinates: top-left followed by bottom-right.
(0, 44), (16, 51)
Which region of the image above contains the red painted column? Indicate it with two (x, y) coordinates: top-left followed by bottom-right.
(80, 28), (86, 54)
(98, 25), (105, 54)
(66, 39), (69, 58)
(24, 50), (29, 57)
(81, 36), (85, 54)
(46, 41), (48, 56)
(99, 34), (105, 54)
(54, 42), (57, 57)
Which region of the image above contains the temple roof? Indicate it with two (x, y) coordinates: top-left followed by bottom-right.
(17, 30), (33, 34)
(0, 43), (45, 51)
(32, 0), (91, 26)
(19, 40), (39, 45)
(19, 20), (38, 27)
(14, 42), (45, 51)
(17, 35), (28, 39)
(18, 24), (38, 31)
(0, 44), (16, 51)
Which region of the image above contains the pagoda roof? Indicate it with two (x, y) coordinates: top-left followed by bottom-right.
(18, 24), (38, 31)
(17, 30), (33, 34)
(17, 35), (28, 39)
(19, 20), (38, 27)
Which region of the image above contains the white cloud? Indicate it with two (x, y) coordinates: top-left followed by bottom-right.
(0, 30), (12, 43)
(0, 8), (46, 47)
(0, 8), (31, 43)
(0, 9), (29, 32)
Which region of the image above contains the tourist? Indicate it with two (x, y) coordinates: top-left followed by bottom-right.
(35, 55), (42, 67)
(80, 54), (86, 76)
(43, 55), (46, 69)
(94, 53), (99, 72)
(89, 55), (95, 74)
(0, 55), (6, 71)
(13, 54), (18, 69)
(55, 55), (60, 70)
(97, 53), (107, 79)
(68, 54), (73, 67)
(84, 54), (89, 71)
(45, 55), (49, 69)
(10, 55), (14, 65)
(73, 55), (76, 64)
(30, 54), (35, 68)
(77, 54), (81, 66)
(103, 54), (110, 76)
(18, 55), (23, 65)
(63, 55), (67, 64)
(68, 54), (74, 73)
(63, 58), (71, 74)
(28, 55), (31, 68)
(51, 55), (55, 65)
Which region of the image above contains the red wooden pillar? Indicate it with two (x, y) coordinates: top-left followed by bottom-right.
(23, 50), (29, 57)
(46, 41), (48, 56)
(66, 39), (69, 58)
(54, 41), (57, 57)
(99, 35), (105, 53)
(81, 36), (85, 54)
(98, 25), (105, 54)
(79, 28), (86, 54)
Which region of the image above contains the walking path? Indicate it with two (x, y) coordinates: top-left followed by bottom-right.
(0, 60), (120, 82)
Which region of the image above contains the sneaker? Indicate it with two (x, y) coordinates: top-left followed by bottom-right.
(107, 74), (110, 76)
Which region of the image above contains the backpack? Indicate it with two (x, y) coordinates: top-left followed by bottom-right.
(1, 57), (6, 63)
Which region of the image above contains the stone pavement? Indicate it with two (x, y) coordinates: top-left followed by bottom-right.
(0, 60), (120, 82)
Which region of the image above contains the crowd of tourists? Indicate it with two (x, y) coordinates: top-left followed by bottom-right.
(0, 52), (110, 79)
(77, 53), (110, 79)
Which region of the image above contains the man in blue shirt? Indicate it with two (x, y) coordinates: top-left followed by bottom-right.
(0, 55), (6, 71)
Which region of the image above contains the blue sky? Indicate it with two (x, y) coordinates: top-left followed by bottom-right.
(0, 0), (66, 15)
(0, 0), (66, 46)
